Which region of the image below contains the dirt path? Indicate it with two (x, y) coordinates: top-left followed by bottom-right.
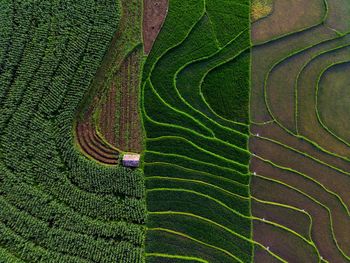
(143, 0), (169, 54)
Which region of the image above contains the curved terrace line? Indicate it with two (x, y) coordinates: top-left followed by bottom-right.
(255, 154), (350, 217)
(146, 176), (249, 200)
(144, 162), (249, 188)
(146, 253), (209, 263)
(142, 84), (249, 152)
(144, 150), (249, 182)
(315, 60), (350, 147)
(147, 227), (244, 262)
(254, 173), (350, 261)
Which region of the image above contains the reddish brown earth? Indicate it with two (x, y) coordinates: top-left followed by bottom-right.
(76, 115), (119, 165)
(76, 0), (145, 162)
(250, 122), (350, 261)
(252, 199), (311, 239)
(99, 83), (117, 146)
(117, 48), (143, 153)
(143, 0), (168, 54)
(254, 245), (281, 263)
(253, 220), (318, 262)
(251, 175), (346, 263)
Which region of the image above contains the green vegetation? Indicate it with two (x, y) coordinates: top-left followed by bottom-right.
(2, 0), (350, 261)
(0, 0), (145, 262)
(141, 0), (256, 262)
(251, 0), (273, 21)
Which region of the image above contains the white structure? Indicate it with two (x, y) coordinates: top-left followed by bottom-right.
(122, 154), (140, 168)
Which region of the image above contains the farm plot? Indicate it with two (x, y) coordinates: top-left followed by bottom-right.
(317, 62), (350, 144)
(0, 0), (146, 262)
(141, 0), (262, 262)
(251, 0), (350, 261)
(143, 0), (169, 54)
(75, 0), (144, 160)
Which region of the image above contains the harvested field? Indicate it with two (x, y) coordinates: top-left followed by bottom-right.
(252, 198), (311, 239)
(252, 176), (347, 262)
(143, 0), (169, 54)
(317, 62), (350, 144)
(250, 25), (336, 124)
(297, 45), (350, 158)
(253, 220), (319, 262)
(251, 0), (350, 261)
(252, 0), (325, 44)
(254, 245), (281, 263)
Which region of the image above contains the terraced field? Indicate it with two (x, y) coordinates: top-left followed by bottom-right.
(142, 0), (260, 262)
(2, 0), (350, 262)
(251, 0), (350, 261)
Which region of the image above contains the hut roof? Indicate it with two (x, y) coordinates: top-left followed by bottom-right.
(122, 154), (140, 168)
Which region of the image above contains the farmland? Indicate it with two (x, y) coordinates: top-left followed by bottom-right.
(1, 0), (350, 262)
(0, 0), (145, 262)
(141, 0), (274, 262)
(251, 0), (350, 261)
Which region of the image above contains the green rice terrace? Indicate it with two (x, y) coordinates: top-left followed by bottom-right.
(0, 0), (350, 262)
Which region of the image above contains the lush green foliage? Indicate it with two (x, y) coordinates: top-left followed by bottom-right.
(142, 0), (252, 262)
(0, 1), (146, 262)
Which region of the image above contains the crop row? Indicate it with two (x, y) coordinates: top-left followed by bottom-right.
(0, 0), (146, 262)
(141, 0), (255, 262)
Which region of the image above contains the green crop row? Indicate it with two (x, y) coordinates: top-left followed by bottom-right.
(144, 162), (250, 196)
(0, 0), (146, 262)
(142, 0), (252, 262)
(148, 213), (253, 262)
(146, 229), (236, 262)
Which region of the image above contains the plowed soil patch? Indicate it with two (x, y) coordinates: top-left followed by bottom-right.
(143, 0), (168, 54)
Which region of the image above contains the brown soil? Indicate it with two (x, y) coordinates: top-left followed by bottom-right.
(251, 0), (350, 259)
(251, 122), (350, 172)
(252, 199), (310, 239)
(297, 45), (350, 158)
(250, 136), (350, 208)
(116, 48), (143, 153)
(76, 0), (144, 162)
(252, 0), (325, 44)
(76, 120), (119, 165)
(251, 176), (347, 262)
(253, 220), (318, 262)
(143, 0), (169, 54)
(99, 83), (117, 146)
(250, 23), (336, 124)
(254, 245), (281, 263)
(251, 133), (350, 255)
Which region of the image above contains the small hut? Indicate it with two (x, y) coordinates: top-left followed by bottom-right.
(122, 154), (140, 168)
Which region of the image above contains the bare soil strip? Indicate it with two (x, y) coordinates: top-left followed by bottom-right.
(76, 0), (144, 161)
(76, 120), (119, 165)
(116, 48), (143, 153)
(143, 0), (169, 54)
